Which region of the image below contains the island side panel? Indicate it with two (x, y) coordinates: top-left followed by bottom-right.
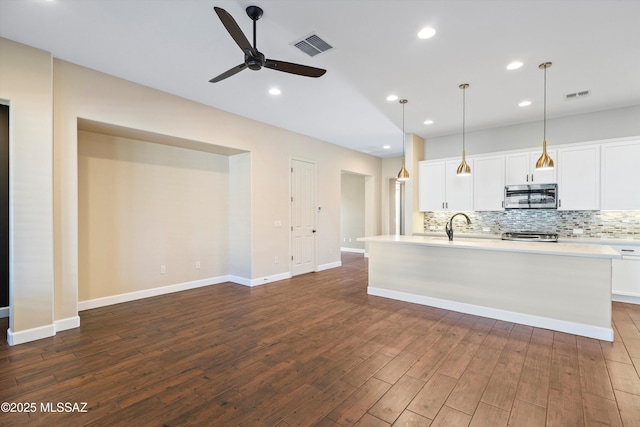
(367, 241), (613, 340)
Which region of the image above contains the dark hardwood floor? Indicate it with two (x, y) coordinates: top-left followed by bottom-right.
(1, 252), (640, 426)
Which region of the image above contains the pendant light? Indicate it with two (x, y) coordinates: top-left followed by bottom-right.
(456, 83), (471, 176)
(397, 99), (410, 181)
(535, 61), (554, 170)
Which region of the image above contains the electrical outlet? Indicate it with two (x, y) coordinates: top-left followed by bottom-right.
(274, 220), (282, 228)
(573, 228), (584, 235)
(195, 261), (200, 269)
(429, 225), (436, 230)
(482, 227), (490, 233)
(274, 256), (278, 264)
(160, 265), (166, 274)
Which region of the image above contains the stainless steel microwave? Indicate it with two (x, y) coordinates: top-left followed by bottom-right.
(504, 183), (557, 209)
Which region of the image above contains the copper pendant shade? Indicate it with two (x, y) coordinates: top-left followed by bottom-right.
(397, 99), (410, 181)
(536, 62), (555, 170)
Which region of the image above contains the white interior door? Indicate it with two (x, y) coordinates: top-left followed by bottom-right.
(291, 159), (316, 276)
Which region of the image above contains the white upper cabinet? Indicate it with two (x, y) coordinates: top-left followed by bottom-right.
(419, 161), (446, 212)
(505, 149), (557, 185)
(602, 139), (640, 210)
(445, 160), (474, 211)
(504, 152), (529, 185)
(473, 154), (505, 211)
(557, 145), (600, 210)
(419, 159), (473, 212)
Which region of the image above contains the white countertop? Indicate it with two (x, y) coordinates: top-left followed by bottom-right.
(414, 232), (640, 247)
(359, 235), (621, 259)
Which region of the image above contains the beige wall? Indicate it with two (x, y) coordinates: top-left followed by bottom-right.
(78, 131), (231, 301)
(408, 134), (425, 235)
(228, 152), (252, 279)
(0, 38), (56, 343)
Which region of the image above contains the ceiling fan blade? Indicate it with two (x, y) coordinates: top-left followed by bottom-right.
(209, 63), (248, 83)
(214, 7), (254, 55)
(264, 59), (327, 78)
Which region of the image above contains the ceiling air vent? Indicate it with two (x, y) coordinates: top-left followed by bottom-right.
(565, 90), (590, 100)
(293, 33), (333, 57)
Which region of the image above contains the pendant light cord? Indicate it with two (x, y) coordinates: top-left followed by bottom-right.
(399, 99), (407, 159)
(462, 86), (466, 152)
(543, 65), (547, 141)
(402, 101), (405, 158)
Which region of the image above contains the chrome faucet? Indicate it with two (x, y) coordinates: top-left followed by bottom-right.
(445, 213), (472, 241)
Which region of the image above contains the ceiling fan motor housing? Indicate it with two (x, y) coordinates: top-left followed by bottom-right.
(246, 6), (263, 21)
(246, 51), (265, 70)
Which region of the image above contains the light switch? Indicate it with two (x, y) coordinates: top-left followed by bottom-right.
(274, 220), (282, 228)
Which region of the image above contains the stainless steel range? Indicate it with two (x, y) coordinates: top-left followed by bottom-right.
(501, 232), (558, 242)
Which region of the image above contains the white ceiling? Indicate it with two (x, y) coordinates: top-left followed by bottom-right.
(1, 0), (639, 158)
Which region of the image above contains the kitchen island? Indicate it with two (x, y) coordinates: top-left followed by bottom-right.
(358, 235), (621, 341)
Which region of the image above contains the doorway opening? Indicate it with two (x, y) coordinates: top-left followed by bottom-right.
(340, 172), (365, 253)
(0, 104), (9, 318)
(388, 178), (405, 235)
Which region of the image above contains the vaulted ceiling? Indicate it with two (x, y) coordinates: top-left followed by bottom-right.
(1, 0), (639, 157)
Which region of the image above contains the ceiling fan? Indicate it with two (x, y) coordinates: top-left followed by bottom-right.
(210, 5), (327, 83)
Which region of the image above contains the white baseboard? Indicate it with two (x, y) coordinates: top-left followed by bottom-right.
(228, 275), (251, 286)
(7, 323), (55, 346)
(78, 276), (229, 311)
(0, 306), (8, 318)
(316, 261), (341, 272)
(613, 292), (640, 305)
(55, 316), (80, 332)
(230, 272), (292, 287)
(368, 286), (614, 342)
(77, 272), (296, 310)
(340, 247), (365, 254)
(4, 316), (80, 346)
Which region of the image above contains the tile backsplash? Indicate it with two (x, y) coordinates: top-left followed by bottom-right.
(423, 210), (640, 240)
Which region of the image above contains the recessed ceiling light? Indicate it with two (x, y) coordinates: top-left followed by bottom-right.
(518, 100), (532, 107)
(417, 27), (436, 39)
(268, 88), (281, 95)
(506, 61), (523, 70)
(383, 145), (391, 150)
(423, 120), (434, 125)
(386, 94), (399, 101)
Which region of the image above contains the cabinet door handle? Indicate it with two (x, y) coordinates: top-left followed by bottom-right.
(445, 202), (448, 209)
(621, 249), (635, 253)
(559, 200), (561, 208)
(526, 174), (529, 182)
(531, 174), (534, 182)
(442, 202), (445, 209)
(501, 201), (504, 208)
